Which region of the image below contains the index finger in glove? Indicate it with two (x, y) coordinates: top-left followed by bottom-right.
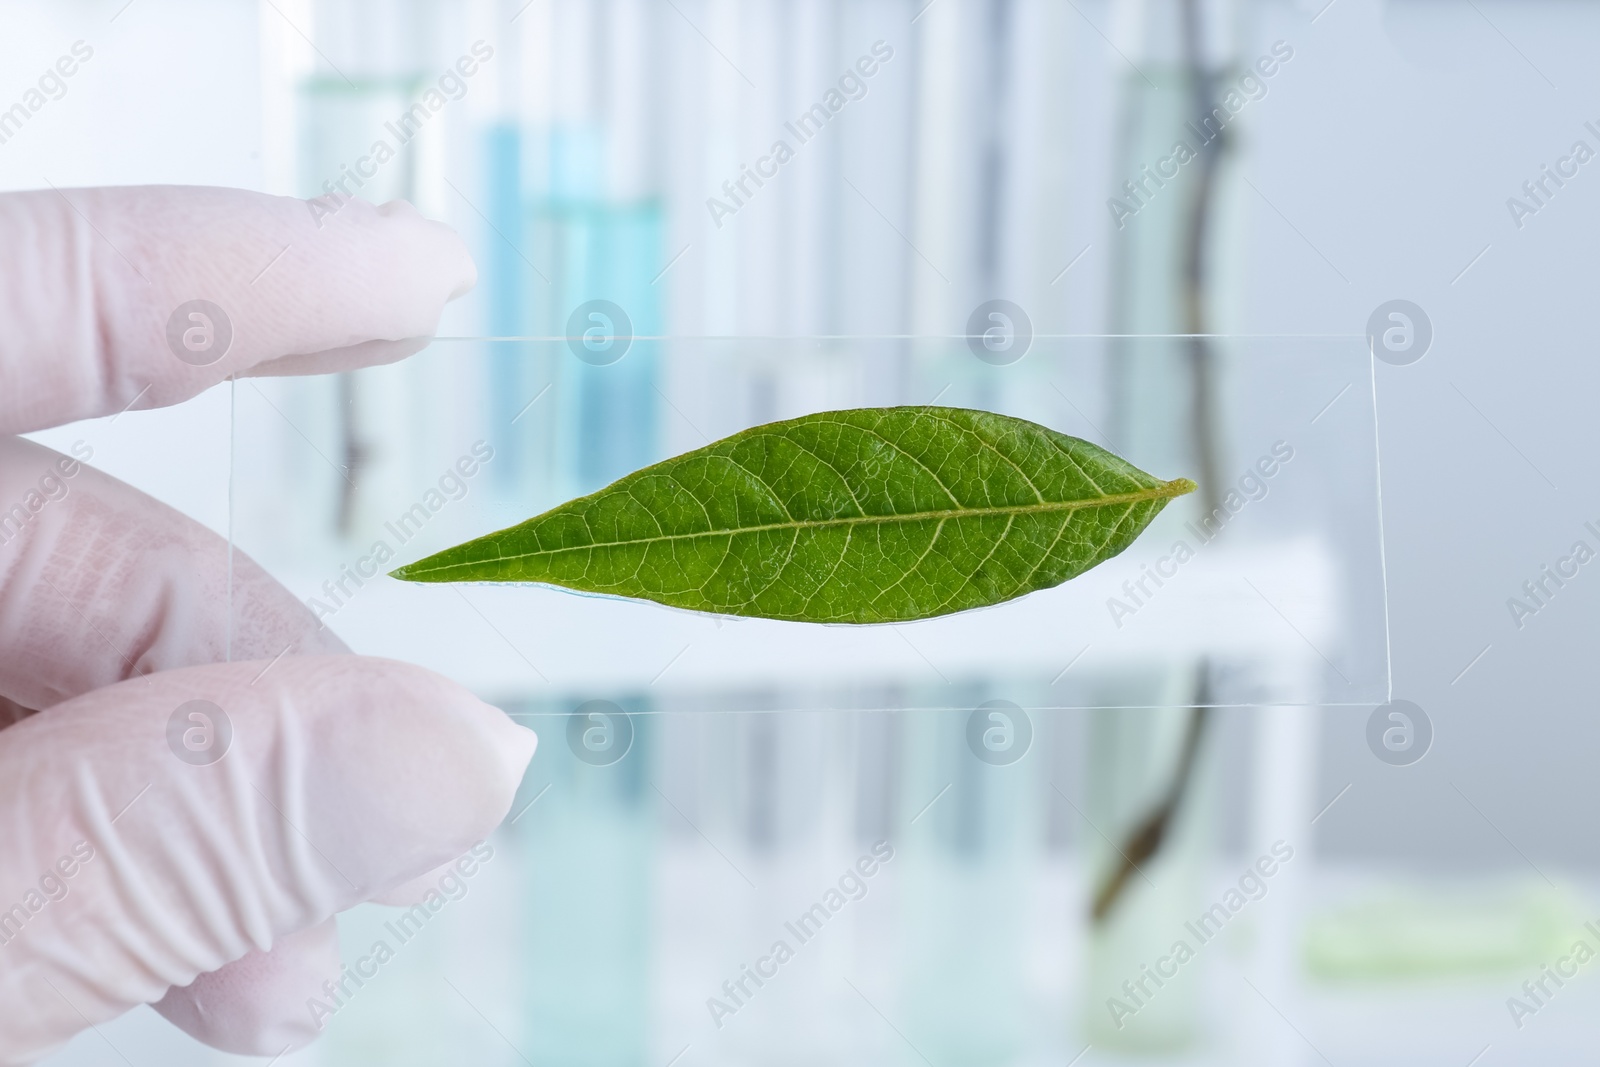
(0, 185), (476, 435)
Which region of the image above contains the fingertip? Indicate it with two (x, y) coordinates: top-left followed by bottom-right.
(242, 336), (430, 379)
(434, 219), (477, 302)
(371, 196), (476, 302)
(275, 658), (535, 884)
(375, 198), (420, 220)
(490, 703), (539, 782)
(446, 691), (538, 826)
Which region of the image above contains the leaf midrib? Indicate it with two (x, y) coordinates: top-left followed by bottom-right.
(399, 480), (1192, 578)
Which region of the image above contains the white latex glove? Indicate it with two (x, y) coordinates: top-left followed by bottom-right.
(0, 186), (538, 1064)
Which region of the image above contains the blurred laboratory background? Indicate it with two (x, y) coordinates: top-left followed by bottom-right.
(5, 0), (1600, 1063)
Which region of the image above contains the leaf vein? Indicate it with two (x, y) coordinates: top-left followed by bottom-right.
(799, 523), (856, 614)
(867, 517), (948, 612)
(931, 512), (1015, 614)
(407, 484), (1189, 579)
(922, 409), (1050, 503)
(770, 435), (867, 516)
(810, 418), (961, 508)
(719, 454), (797, 522)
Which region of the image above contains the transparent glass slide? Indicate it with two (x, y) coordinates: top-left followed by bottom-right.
(232, 335), (1388, 714)
(20, 333), (1390, 1065)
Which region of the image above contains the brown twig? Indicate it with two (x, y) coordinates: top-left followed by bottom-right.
(1092, 0), (1228, 925)
(1091, 667), (1212, 922)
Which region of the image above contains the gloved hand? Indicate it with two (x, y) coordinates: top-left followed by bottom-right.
(0, 186), (537, 1064)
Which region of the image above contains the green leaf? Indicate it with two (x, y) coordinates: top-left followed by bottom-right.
(391, 406), (1194, 623)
